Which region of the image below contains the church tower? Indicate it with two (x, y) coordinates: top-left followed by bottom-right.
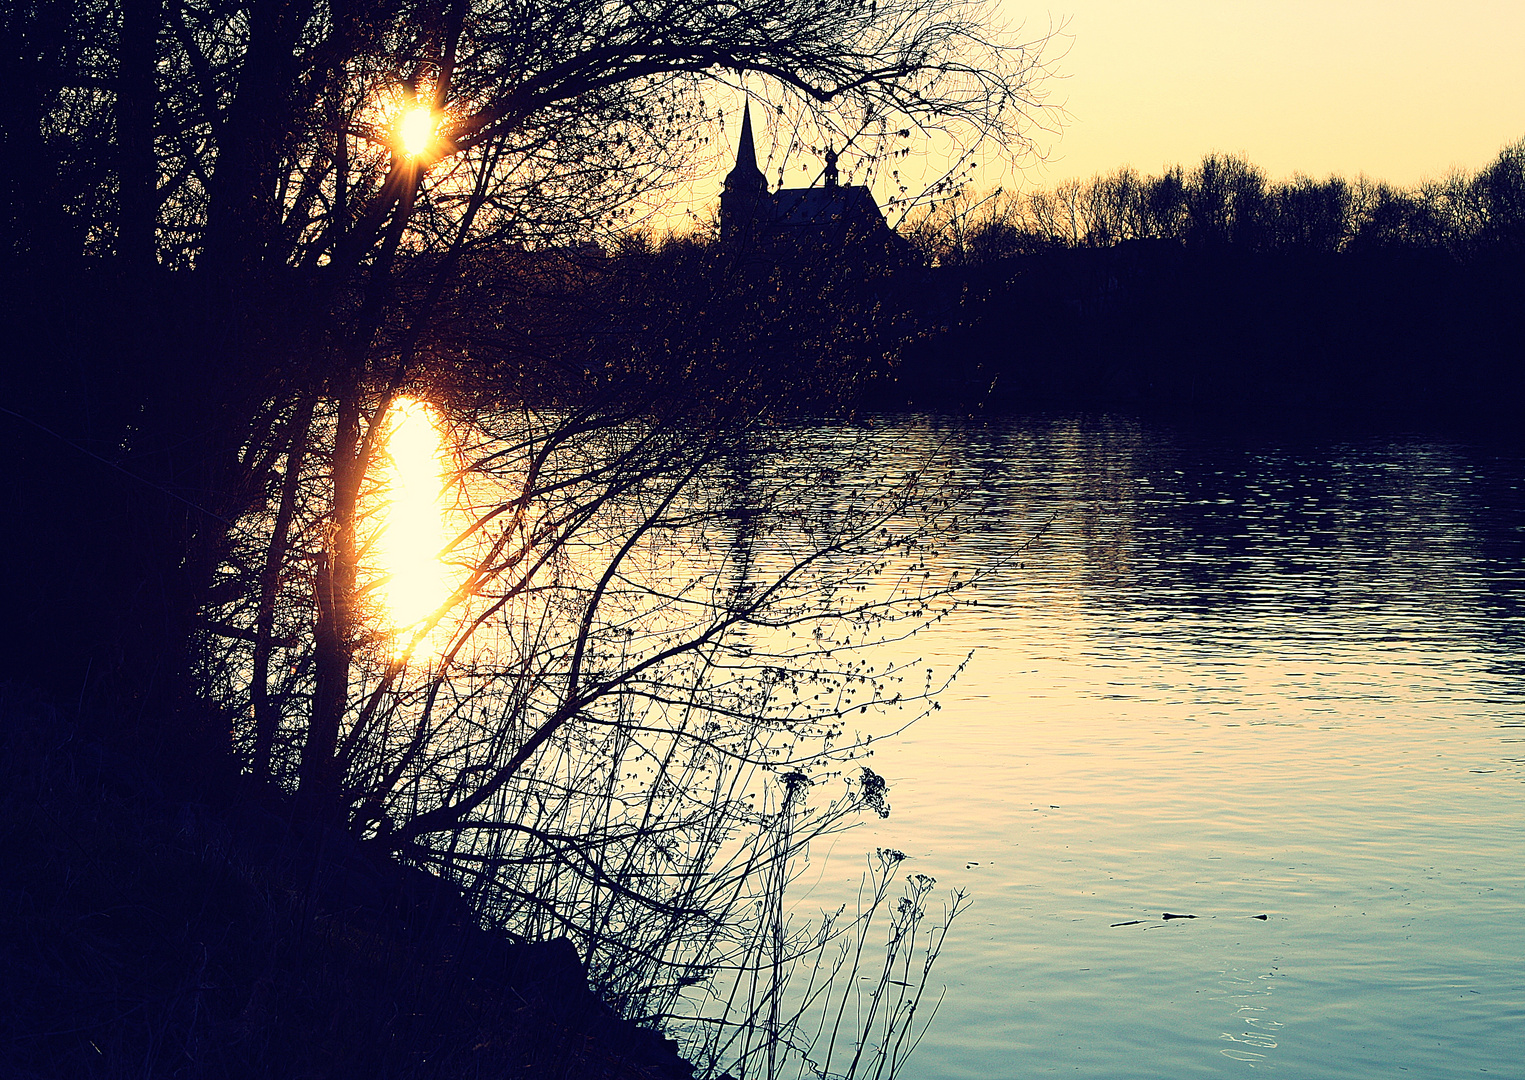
(720, 103), (770, 244)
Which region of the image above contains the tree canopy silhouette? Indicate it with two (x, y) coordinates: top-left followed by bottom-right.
(1, 3), (1043, 1062)
(1, 0), (1053, 708)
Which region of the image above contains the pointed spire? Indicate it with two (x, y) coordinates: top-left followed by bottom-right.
(724, 101), (767, 193)
(736, 103), (759, 174)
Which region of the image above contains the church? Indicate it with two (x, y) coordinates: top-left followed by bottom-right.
(719, 104), (899, 255)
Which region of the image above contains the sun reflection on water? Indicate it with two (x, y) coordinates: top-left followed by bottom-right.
(375, 397), (454, 651)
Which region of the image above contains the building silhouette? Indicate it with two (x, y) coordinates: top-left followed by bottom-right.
(719, 104), (898, 255)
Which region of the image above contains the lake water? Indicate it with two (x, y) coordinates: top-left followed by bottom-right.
(783, 413), (1525, 1080)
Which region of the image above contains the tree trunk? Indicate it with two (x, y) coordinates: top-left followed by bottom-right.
(251, 392), (316, 779)
(199, 0), (304, 278)
(116, 0), (162, 270)
(301, 381), (363, 814)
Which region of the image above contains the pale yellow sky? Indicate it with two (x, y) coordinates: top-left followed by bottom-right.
(1027, 0), (1525, 189)
(644, 0), (1524, 233)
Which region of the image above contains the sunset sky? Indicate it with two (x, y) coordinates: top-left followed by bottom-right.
(657, 0), (1525, 228)
(1026, 0), (1525, 189)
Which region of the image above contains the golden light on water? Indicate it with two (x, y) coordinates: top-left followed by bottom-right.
(376, 397), (453, 646)
(397, 105), (436, 157)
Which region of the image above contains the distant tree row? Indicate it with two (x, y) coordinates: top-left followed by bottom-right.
(909, 138), (1525, 264)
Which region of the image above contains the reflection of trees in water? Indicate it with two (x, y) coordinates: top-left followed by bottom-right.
(814, 416), (1525, 660)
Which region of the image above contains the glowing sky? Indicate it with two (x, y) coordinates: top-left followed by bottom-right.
(1023, 0), (1525, 189)
(651, 0), (1524, 231)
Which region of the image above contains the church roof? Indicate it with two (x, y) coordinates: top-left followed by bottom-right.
(771, 185), (882, 229)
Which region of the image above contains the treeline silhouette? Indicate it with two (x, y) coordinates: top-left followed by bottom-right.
(914, 141), (1525, 259)
(888, 140), (1525, 418)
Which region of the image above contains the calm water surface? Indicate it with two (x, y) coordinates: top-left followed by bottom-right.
(785, 414), (1525, 1080)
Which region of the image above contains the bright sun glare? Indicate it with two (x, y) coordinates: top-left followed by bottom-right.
(377, 397), (452, 646)
(397, 105), (436, 157)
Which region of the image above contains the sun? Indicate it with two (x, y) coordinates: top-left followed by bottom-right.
(397, 105), (436, 157)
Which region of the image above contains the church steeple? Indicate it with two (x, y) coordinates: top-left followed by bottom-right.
(723, 102), (767, 194)
(721, 102), (770, 244)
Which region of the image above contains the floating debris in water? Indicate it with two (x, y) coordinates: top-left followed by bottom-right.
(1115, 912), (1265, 924)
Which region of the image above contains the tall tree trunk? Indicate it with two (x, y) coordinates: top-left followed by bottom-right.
(116, 0), (162, 270)
(200, 0), (307, 278)
(0, 4), (75, 263)
(301, 381), (363, 814)
(251, 392), (317, 779)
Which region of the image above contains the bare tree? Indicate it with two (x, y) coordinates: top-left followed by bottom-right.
(3, 6), (1041, 1067)
(0, 0), (1053, 754)
(197, 372), (976, 1061)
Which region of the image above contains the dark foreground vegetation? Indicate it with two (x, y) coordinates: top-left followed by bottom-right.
(0, 0), (1024, 1076)
(0, 688), (695, 1080)
(890, 141), (1525, 419)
